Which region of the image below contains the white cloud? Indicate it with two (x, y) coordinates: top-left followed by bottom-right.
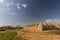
(0, 2), (27, 10)
(16, 3), (21, 9)
(0, 0), (4, 3)
(16, 3), (27, 9)
(45, 19), (60, 23)
(22, 4), (27, 8)
(6, 2), (14, 7)
(6, 3), (10, 7)
(45, 19), (52, 22)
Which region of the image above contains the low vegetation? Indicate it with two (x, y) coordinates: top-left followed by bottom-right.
(0, 31), (27, 40)
(0, 25), (23, 31)
(0, 31), (17, 40)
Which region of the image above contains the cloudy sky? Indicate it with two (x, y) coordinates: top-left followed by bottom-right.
(0, 0), (60, 26)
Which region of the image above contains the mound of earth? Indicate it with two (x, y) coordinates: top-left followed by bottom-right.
(24, 22), (60, 32)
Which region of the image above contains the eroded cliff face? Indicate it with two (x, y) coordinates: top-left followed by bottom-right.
(24, 22), (60, 32)
(54, 24), (60, 28)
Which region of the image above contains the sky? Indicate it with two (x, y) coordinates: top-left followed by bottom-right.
(0, 0), (60, 26)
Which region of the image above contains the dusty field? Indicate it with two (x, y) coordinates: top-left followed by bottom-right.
(17, 29), (60, 40)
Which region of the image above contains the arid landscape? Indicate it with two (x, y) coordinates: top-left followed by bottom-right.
(0, 0), (60, 40)
(0, 22), (60, 40)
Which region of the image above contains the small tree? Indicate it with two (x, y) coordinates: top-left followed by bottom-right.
(16, 25), (20, 29)
(16, 25), (23, 29)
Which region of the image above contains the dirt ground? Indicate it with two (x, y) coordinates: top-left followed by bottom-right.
(17, 29), (60, 40)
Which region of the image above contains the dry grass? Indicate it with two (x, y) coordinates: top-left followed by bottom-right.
(17, 29), (60, 40)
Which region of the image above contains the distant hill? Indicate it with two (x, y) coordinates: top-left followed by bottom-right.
(24, 22), (60, 32)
